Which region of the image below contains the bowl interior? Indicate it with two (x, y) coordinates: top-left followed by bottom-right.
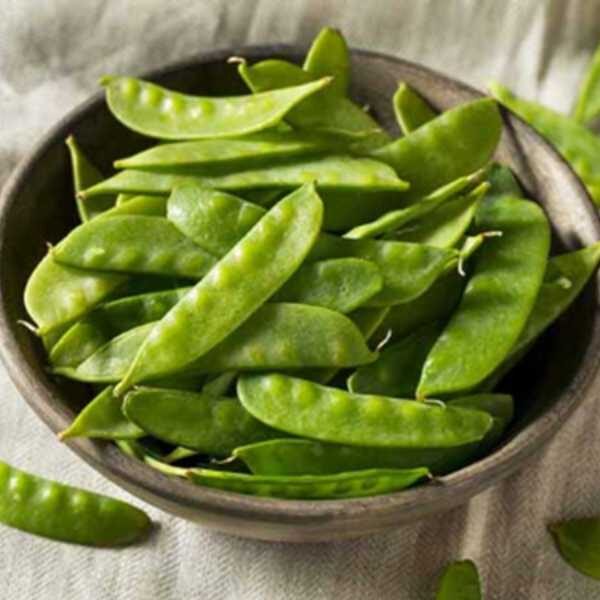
(1, 46), (599, 542)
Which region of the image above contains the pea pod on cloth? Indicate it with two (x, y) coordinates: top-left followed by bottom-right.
(185, 467), (429, 499)
(550, 516), (600, 580)
(435, 560), (482, 600)
(417, 196), (550, 398)
(372, 98), (502, 200)
(101, 74), (332, 140)
(392, 82), (437, 135)
(0, 460), (150, 546)
(238, 373), (493, 448)
(490, 82), (600, 206)
(114, 184), (323, 393)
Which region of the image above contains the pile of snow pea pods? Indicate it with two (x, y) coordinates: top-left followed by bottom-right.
(21, 27), (600, 503)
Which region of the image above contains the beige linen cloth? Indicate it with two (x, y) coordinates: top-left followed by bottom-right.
(1, 1), (600, 598)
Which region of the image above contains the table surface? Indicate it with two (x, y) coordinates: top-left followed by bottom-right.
(1, 1), (600, 598)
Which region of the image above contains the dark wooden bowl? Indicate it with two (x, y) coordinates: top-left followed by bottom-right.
(1, 46), (599, 543)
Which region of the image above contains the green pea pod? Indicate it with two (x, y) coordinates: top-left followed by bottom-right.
(59, 386), (144, 440)
(52, 216), (216, 278)
(0, 460), (150, 546)
(186, 466), (429, 499)
(114, 131), (341, 170)
(417, 196), (550, 398)
(80, 155), (408, 198)
(372, 98), (502, 200)
(238, 373), (493, 448)
(490, 82), (600, 206)
(123, 387), (278, 456)
(572, 43), (600, 125)
(435, 560), (482, 600)
(234, 394), (512, 476)
(303, 27), (350, 96)
(550, 516), (600, 580)
(348, 322), (443, 397)
(101, 74), (332, 140)
(392, 82), (436, 135)
(98, 195), (167, 218)
(66, 136), (114, 221)
(485, 162), (523, 198)
(114, 184), (323, 393)
(237, 58), (388, 144)
(162, 447), (199, 464)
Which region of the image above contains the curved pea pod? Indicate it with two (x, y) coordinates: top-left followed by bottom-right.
(573, 43), (600, 125)
(59, 387), (144, 440)
(80, 155), (408, 198)
(392, 82), (436, 135)
(24, 254), (126, 335)
(0, 460), (151, 546)
(417, 196), (550, 398)
(114, 184), (323, 393)
(49, 287), (191, 367)
(435, 560), (482, 600)
(186, 466), (429, 499)
(101, 74), (332, 140)
(348, 322), (442, 397)
(123, 387), (278, 456)
(52, 216), (216, 278)
(98, 194), (167, 218)
(303, 27), (350, 96)
(549, 516), (600, 580)
(238, 373), (493, 448)
(345, 171), (483, 240)
(66, 136), (114, 221)
(238, 58), (388, 145)
(490, 82), (600, 206)
(114, 131), (341, 170)
(372, 98), (502, 200)
(272, 258), (383, 312)
(234, 394), (512, 476)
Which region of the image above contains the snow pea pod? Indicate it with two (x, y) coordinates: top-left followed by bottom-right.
(186, 466), (429, 499)
(98, 194), (167, 218)
(550, 516), (600, 580)
(303, 27), (350, 96)
(101, 74), (332, 140)
(417, 196), (550, 398)
(0, 460), (150, 546)
(238, 374), (493, 448)
(490, 82), (600, 205)
(59, 386), (144, 440)
(114, 131), (341, 170)
(435, 560), (482, 600)
(80, 155), (408, 198)
(392, 82), (436, 135)
(372, 98), (502, 200)
(123, 387), (278, 456)
(572, 43), (600, 125)
(114, 184), (323, 393)
(52, 216), (216, 278)
(66, 136), (114, 221)
(234, 394), (512, 476)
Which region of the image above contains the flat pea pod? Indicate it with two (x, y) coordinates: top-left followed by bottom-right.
(435, 560), (482, 600)
(372, 98), (502, 200)
(66, 136), (114, 221)
(234, 394), (512, 476)
(0, 460), (150, 546)
(549, 516), (600, 580)
(49, 287), (191, 367)
(59, 386), (144, 440)
(303, 27), (350, 96)
(80, 155), (409, 198)
(417, 196), (550, 398)
(24, 254), (126, 335)
(238, 374), (493, 448)
(114, 131), (341, 170)
(392, 82), (436, 135)
(101, 74), (332, 140)
(490, 82), (600, 205)
(347, 322), (442, 397)
(114, 184), (323, 394)
(98, 194), (167, 218)
(123, 387), (278, 456)
(572, 43), (600, 125)
(52, 216), (216, 278)
(186, 466), (429, 499)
